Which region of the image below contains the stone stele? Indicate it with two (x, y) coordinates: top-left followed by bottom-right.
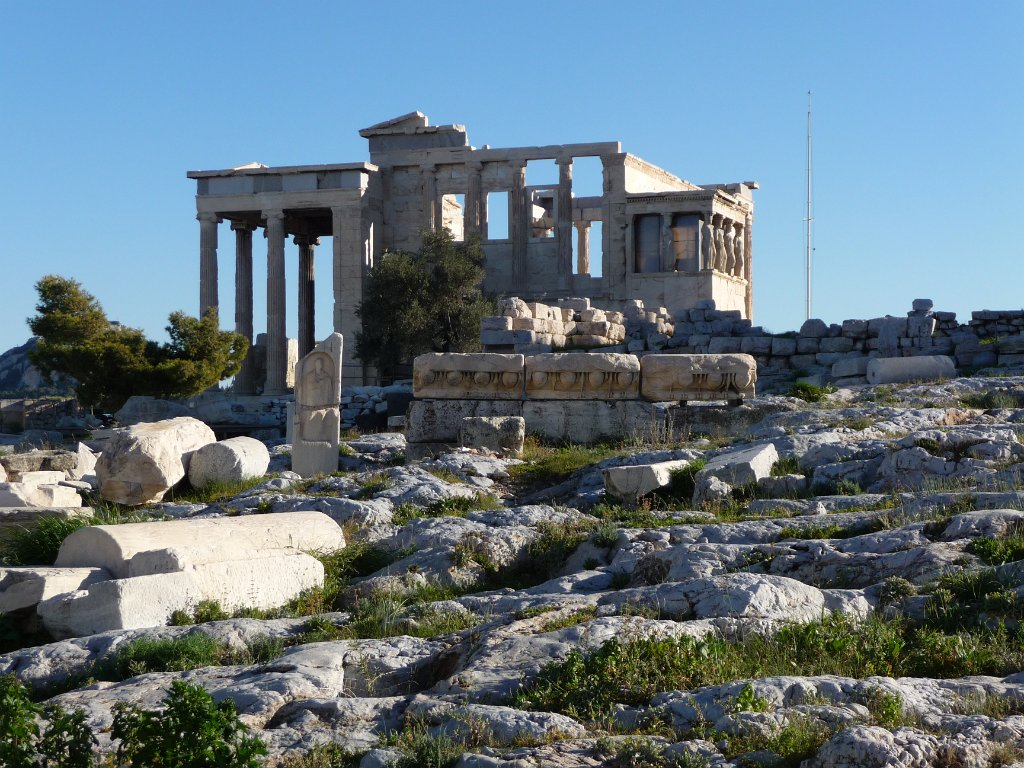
(292, 333), (343, 478)
(525, 353), (640, 400)
(640, 353), (757, 403)
(95, 417), (217, 506)
(413, 353), (525, 400)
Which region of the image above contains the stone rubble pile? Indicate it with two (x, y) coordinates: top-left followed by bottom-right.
(483, 297), (1024, 394)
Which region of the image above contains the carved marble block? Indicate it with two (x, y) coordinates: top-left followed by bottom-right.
(640, 353), (756, 404)
(413, 353), (525, 400)
(292, 333), (343, 478)
(525, 353), (640, 400)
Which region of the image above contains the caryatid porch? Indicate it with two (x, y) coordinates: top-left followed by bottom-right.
(188, 162), (381, 392)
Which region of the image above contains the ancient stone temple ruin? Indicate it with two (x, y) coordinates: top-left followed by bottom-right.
(188, 112), (756, 388)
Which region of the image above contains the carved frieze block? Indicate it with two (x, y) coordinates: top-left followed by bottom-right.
(413, 353), (524, 400)
(641, 353), (756, 403)
(525, 353), (640, 400)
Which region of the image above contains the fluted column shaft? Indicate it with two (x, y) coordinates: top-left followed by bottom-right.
(575, 222), (591, 275)
(198, 213), (220, 317)
(295, 234), (318, 358)
(264, 211), (287, 395)
(232, 221), (257, 394)
(510, 161), (527, 290)
(422, 164), (438, 230)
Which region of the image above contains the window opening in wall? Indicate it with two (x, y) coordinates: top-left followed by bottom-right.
(440, 194), (465, 240)
(671, 214), (701, 272)
(589, 221), (603, 278)
(570, 156), (603, 198)
(634, 214), (662, 273)
(529, 190), (555, 238)
(526, 158), (559, 186)
(485, 191), (509, 240)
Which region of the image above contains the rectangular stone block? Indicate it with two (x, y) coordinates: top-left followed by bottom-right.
(640, 354), (757, 403)
(525, 353), (640, 400)
(407, 399), (524, 442)
(831, 356), (870, 378)
(524, 400), (666, 444)
(0, 566), (109, 613)
(480, 330), (516, 346)
(771, 337), (798, 356)
(413, 353), (524, 400)
(55, 511), (347, 578)
(38, 554), (324, 638)
(480, 316), (513, 331)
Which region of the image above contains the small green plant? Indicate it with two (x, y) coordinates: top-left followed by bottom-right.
(732, 682), (771, 713)
(788, 381), (836, 403)
(111, 680), (267, 768)
(913, 437), (943, 455)
(278, 743), (363, 767)
(861, 688), (909, 728)
(353, 472), (392, 499)
(539, 607), (597, 632)
(770, 456), (801, 477)
(166, 477), (265, 505)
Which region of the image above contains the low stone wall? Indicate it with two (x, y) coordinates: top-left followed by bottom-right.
(481, 297), (1024, 393)
(407, 352), (755, 452)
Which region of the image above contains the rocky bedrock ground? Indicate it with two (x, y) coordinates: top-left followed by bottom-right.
(5, 375), (1024, 767)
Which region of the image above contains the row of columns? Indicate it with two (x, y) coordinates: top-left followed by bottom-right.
(419, 156), (582, 293)
(198, 212), (320, 396)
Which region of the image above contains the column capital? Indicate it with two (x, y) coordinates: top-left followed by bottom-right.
(467, 160), (484, 171)
(293, 234), (320, 247)
(422, 163), (437, 173)
(230, 219), (257, 232)
(555, 155), (573, 167)
(197, 212), (221, 224)
(263, 209), (285, 222)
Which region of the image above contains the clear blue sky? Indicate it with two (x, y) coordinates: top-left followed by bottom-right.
(2, 1), (1021, 355)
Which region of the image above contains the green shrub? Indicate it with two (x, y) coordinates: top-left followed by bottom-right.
(967, 525), (1024, 565)
(788, 381), (835, 403)
(0, 674), (96, 768)
(111, 680), (266, 768)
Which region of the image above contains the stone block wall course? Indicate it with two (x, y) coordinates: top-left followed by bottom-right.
(480, 297), (1024, 392)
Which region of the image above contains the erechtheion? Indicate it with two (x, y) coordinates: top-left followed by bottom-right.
(188, 112), (756, 388)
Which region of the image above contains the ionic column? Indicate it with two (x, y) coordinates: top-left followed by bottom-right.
(465, 161), (483, 236)
(510, 160), (527, 290)
(422, 164), (438, 230)
(264, 211), (288, 395)
(661, 213), (676, 272)
(556, 157), (574, 287)
(231, 220), (257, 394)
(575, 221), (591, 275)
(295, 234), (318, 358)
(198, 212), (220, 317)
